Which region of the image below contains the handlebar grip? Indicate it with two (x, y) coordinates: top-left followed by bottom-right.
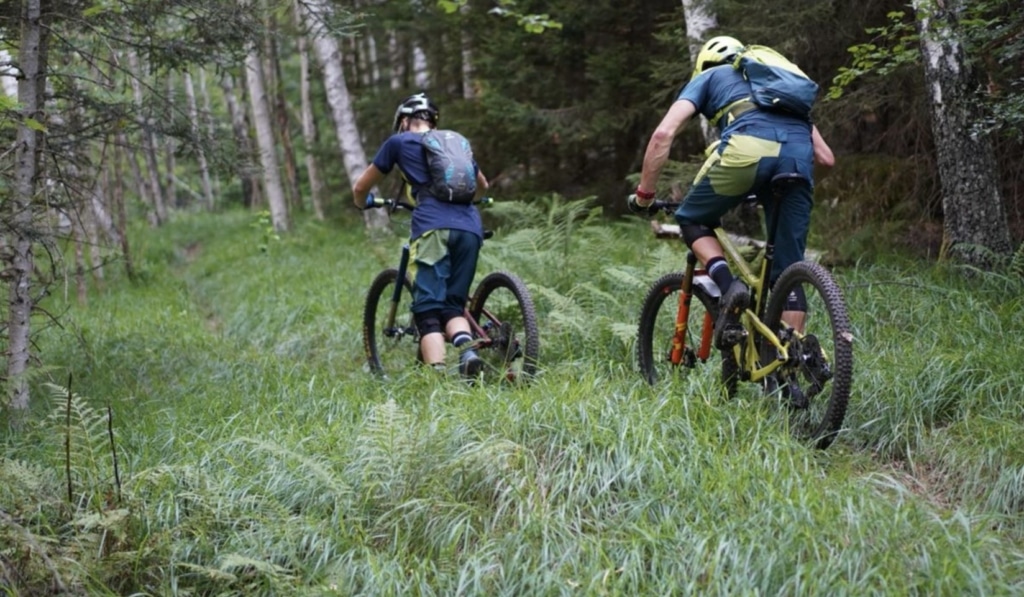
(365, 194), (383, 209)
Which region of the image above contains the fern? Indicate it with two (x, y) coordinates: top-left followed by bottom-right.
(43, 382), (119, 509)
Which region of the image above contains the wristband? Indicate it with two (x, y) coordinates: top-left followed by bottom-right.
(635, 188), (655, 201)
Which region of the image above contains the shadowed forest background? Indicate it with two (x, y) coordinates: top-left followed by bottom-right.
(2, 0), (1024, 594)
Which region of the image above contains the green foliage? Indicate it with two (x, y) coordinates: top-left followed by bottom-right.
(438, 0), (562, 33)
(7, 190), (1024, 593)
(828, 12), (920, 100)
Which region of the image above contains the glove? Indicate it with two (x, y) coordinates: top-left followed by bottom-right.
(363, 192), (376, 210)
(627, 193), (654, 214)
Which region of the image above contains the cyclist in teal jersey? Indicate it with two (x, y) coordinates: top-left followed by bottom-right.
(629, 36), (835, 345)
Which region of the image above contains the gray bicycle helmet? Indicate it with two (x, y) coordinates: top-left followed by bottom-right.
(392, 92), (440, 132)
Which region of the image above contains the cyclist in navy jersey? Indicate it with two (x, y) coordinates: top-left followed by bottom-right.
(353, 93), (490, 377)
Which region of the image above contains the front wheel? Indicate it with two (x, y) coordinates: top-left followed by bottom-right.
(761, 261), (853, 449)
(363, 268), (419, 376)
(468, 271), (540, 383)
(636, 272), (723, 388)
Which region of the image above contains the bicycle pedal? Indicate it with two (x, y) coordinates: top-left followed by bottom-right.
(718, 326), (748, 347)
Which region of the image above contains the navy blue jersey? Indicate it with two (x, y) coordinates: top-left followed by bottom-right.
(372, 131), (483, 241)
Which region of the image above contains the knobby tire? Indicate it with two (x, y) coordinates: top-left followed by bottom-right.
(762, 261), (853, 449)
(637, 272), (725, 389)
(363, 268), (418, 376)
(469, 271), (540, 383)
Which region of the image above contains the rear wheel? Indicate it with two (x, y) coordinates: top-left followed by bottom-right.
(363, 268), (419, 377)
(468, 271), (540, 384)
(636, 272), (723, 387)
(761, 261), (853, 449)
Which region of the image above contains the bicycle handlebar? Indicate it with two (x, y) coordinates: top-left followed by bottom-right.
(365, 195), (495, 211)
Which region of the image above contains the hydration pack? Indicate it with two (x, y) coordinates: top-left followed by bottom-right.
(420, 129), (477, 204)
(731, 45), (819, 121)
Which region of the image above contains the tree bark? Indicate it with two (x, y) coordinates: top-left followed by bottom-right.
(295, 0), (327, 220)
(913, 0), (1012, 267)
(164, 73), (177, 208)
(127, 51), (168, 224)
(461, 2), (475, 99)
(680, 0), (718, 144)
(412, 43), (429, 89)
(221, 73), (260, 209)
(184, 71), (215, 209)
(265, 14), (302, 211)
(299, 0), (389, 231)
(7, 0), (50, 415)
(244, 47), (290, 232)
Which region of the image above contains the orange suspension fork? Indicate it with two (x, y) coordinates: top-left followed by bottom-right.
(669, 255), (696, 365)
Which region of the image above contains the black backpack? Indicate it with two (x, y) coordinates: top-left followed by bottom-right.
(420, 129), (477, 204)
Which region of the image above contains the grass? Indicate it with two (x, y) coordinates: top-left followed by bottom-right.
(3, 202), (1024, 595)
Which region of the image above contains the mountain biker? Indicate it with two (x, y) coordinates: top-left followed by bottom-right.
(629, 36), (835, 346)
(352, 92), (490, 377)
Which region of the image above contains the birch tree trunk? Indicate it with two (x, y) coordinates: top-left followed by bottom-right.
(7, 0), (49, 415)
(183, 71), (215, 209)
(681, 0), (718, 144)
(221, 73), (260, 208)
(265, 18), (301, 211)
(198, 68), (221, 199)
(164, 73), (177, 208)
(127, 51), (168, 224)
(295, 0), (327, 219)
(388, 32), (402, 90)
(913, 0), (1012, 267)
(460, 3), (475, 99)
(412, 43), (429, 89)
(300, 0), (389, 231)
(244, 50), (290, 232)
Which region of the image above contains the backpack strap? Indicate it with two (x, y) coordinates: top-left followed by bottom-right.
(709, 97), (757, 127)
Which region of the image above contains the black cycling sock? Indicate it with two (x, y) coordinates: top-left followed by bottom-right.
(451, 331), (473, 348)
(706, 257), (733, 294)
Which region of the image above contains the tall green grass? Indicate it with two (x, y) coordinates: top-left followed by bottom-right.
(3, 203), (1024, 595)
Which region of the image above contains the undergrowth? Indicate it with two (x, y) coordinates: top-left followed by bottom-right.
(2, 203), (1024, 595)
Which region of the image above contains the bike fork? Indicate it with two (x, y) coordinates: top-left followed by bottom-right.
(670, 253), (713, 366)
(386, 245), (411, 328)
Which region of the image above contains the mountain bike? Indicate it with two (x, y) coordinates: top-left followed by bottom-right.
(634, 173), (853, 449)
(361, 197), (540, 383)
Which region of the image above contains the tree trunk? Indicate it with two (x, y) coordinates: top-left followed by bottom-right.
(681, 0), (718, 144)
(184, 71), (215, 209)
(221, 73), (260, 209)
(412, 43), (429, 89)
(127, 51), (168, 224)
(388, 32), (402, 90)
(244, 48), (290, 232)
(295, 0), (327, 220)
(913, 0), (1012, 267)
(110, 144), (135, 280)
(266, 14), (302, 211)
(7, 0), (50, 415)
(198, 68), (222, 200)
(164, 72), (177, 208)
(461, 3), (475, 99)
(300, 0), (389, 231)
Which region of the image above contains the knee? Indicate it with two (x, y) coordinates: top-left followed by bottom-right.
(414, 311), (443, 337)
(678, 221), (716, 248)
